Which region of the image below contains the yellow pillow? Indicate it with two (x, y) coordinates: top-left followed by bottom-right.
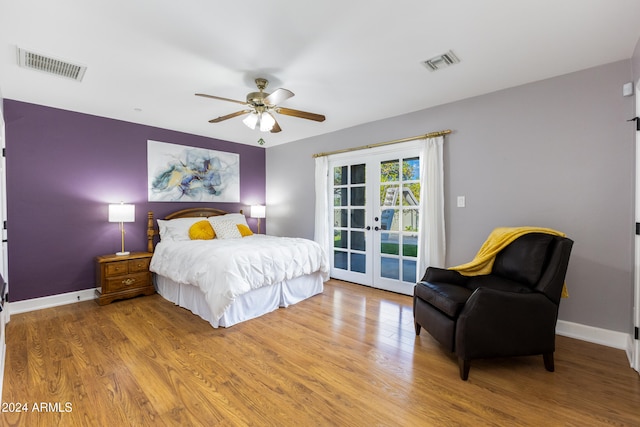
(189, 220), (215, 240)
(237, 224), (253, 237)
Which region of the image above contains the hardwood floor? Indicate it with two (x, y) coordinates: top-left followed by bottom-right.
(2, 279), (639, 426)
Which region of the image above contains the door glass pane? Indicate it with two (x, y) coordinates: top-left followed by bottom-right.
(402, 259), (417, 282)
(351, 209), (365, 228)
(401, 234), (418, 257)
(381, 257), (399, 279)
(334, 188), (347, 206)
(401, 184), (420, 206)
(403, 157), (420, 180)
(351, 187), (365, 206)
(334, 251), (348, 270)
(403, 209), (419, 233)
(334, 166), (347, 185)
(380, 209), (399, 231)
(380, 209), (391, 230)
(381, 233), (399, 255)
(334, 230), (347, 248)
(351, 231), (365, 251)
(351, 164), (366, 184)
(351, 253), (366, 273)
(381, 185), (400, 206)
(380, 160), (399, 182)
(334, 209), (348, 227)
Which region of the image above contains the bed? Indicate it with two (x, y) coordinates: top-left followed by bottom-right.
(147, 208), (329, 328)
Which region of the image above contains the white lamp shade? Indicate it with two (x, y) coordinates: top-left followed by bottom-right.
(243, 112), (259, 130)
(109, 204), (135, 222)
(243, 112), (275, 132)
(259, 112), (275, 132)
(251, 205), (266, 219)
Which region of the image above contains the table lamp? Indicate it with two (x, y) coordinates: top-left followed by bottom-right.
(250, 205), (266, 234)
(109, 202), (135, 255)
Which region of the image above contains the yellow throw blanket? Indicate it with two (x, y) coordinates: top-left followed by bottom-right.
(450, 226), (569, 297)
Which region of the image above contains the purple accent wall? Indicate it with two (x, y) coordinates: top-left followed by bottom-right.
(3, 99), (265, 301)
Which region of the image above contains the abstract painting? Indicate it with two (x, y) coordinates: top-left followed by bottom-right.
(147, 140), (240, 202)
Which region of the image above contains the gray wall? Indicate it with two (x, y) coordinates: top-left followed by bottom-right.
(633, 38), (640, 83)
(266, 59), (636, 333)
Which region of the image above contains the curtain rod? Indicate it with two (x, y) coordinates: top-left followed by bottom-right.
(312, 129), (452, 158)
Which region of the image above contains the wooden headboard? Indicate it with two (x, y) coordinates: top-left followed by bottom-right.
(147, 207), (237, 252)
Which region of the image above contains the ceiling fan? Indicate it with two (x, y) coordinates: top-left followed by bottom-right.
(195, 78), (325, 133)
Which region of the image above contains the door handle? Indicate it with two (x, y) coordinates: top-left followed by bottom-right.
(366, 226), (371, 231)
(374, 226), (380, 231)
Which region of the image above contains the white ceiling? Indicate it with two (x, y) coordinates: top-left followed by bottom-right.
(1, 0), (640, 147)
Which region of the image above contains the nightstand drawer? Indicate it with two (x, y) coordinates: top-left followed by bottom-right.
(104, 271), (150, 293)
(129, 258), (150, 273)
(105, 260), (129, 277)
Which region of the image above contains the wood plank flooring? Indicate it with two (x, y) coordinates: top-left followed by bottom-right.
(2, 279), (639, 426)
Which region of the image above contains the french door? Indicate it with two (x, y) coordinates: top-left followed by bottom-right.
(329, 147), (421, 295)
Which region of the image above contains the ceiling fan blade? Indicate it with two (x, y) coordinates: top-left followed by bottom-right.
(209, 110), (251, 123)
(196, 93), (247, 106)
(264, 88), (294, 106)
(270, 117), (282, 133)
(276, 107), (326, 122)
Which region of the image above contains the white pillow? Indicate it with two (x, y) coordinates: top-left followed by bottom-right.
(209, 219), (242, 239)
(158, 217), (205, 241)
(211, 213), (248, 227)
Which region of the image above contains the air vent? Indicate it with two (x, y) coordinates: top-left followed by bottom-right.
(422, 50), (460, 72)
(17, 48), (86, 81)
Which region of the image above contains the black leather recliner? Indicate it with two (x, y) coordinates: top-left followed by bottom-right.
(413, 233), (573, 380)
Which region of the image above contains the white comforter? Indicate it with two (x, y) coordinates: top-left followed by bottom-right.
(150, 234), (329, 320)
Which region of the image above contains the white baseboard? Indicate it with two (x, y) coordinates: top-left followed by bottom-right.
(8, 288), (96, 315)
(626, 334), (635, 368)
(556, 320), (634, 368)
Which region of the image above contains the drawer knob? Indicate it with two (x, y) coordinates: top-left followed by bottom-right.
(122, 278), (136, 286)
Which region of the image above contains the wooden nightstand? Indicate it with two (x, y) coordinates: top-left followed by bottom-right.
(95, 252), (155, 305)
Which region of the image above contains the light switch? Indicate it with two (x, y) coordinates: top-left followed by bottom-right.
(457, 196), (466, 208)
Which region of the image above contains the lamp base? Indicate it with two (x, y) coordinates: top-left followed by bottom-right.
(115, 251), (130, 256)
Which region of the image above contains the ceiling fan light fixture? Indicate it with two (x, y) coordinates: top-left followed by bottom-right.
(243, 111), (275, 132)
(243, 112), (259, 130)
(260, 112), (276, 132)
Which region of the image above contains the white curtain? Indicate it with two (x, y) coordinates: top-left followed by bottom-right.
(417, 136), (446, 276)
(314, 156), (331, 260)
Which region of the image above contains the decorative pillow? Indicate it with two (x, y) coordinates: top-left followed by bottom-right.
(211, 219), (242, 239)
(209, 213), (249, 227)
(189, 220), (215, 240)
(158, 217), (206, 241)
(236, 224), (253, 237)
